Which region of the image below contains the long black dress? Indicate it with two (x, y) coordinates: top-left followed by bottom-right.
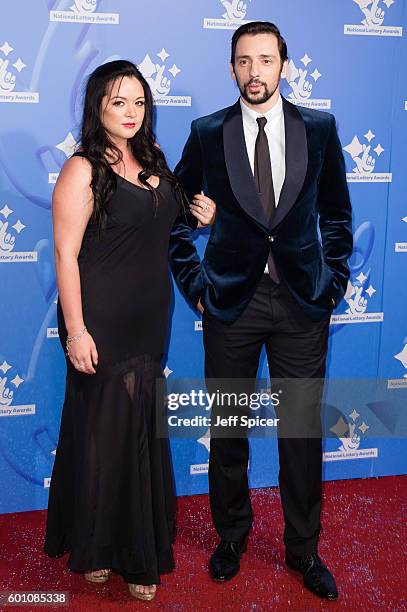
(44, 153), (179, 585)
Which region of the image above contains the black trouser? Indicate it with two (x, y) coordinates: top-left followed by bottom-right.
(203, 275), (330, 555)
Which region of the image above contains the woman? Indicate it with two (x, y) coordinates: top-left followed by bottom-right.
(44, 60), (215, 601)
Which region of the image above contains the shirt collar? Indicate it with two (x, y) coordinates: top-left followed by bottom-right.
(240, 95), (283, 130)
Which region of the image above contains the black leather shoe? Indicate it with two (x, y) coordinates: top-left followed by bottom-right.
(209, 535), (248, 582)
(285, 551), (338, 600)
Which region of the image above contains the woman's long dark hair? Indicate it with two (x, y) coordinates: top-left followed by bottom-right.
(80, 59), (187, 228)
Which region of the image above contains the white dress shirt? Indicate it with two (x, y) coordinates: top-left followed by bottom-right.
(240, 95), (286, 206)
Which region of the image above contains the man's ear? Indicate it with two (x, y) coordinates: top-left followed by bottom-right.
(280, 59), (289, 80)
(229, 62), (236, 82)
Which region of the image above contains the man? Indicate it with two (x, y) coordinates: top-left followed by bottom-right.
(170, 21), (352, 600)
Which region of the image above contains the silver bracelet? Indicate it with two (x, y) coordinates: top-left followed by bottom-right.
(66, 326), (87, 356)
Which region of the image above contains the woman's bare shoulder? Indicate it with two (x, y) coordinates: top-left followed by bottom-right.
(56, 154), (93, 189)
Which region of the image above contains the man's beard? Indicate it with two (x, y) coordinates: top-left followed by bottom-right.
(238, 78), (278, 105)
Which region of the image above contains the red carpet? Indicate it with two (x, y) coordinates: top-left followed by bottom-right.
(0, 476), (406, 611)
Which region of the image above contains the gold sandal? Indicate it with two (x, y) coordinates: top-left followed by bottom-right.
(128, 583), (156, 601)
(84, 569), (111, 583)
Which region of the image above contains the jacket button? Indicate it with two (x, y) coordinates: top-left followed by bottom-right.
(268, 235), (274, 242)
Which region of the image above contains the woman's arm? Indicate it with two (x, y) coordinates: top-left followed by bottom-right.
(53, 156), (98, 374)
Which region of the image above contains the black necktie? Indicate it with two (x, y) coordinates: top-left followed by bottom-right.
(254, 116), (279, 283)
(254, 116), (275, 225)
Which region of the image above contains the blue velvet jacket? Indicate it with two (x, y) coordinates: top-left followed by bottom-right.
(169, 97), (353, 323)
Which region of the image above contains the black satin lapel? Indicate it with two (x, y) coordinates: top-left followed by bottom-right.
(271, 98), (308, 230)
(223, 101), (268, 229)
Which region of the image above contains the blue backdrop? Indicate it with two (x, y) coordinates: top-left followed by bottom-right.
(1, 0), (406, 513)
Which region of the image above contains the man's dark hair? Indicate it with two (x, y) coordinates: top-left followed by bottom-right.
(231, 21), (288, 66)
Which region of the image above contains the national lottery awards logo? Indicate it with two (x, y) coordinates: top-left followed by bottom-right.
(323, 407), (377, 462)
(343, 129), (391, 183)
(394, 215), (407, 253)
(395, 340), (407, 378)
(330, 271), (383, 325)
(388, 340), (407, 388)
(0, 41), (39, 104)
(344, 0), (402, 37)
(48, 132), (78, 184)
(50, 0), (119, 25)
(190, 427), (211, 475)
(0, 203), (37, 263)
(203, 0), (253, 30)
(0, 360), (35, 418)
(47, 298), (59, 340)
(283, 53), (331, 110)
(138, 49), (191, 107)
